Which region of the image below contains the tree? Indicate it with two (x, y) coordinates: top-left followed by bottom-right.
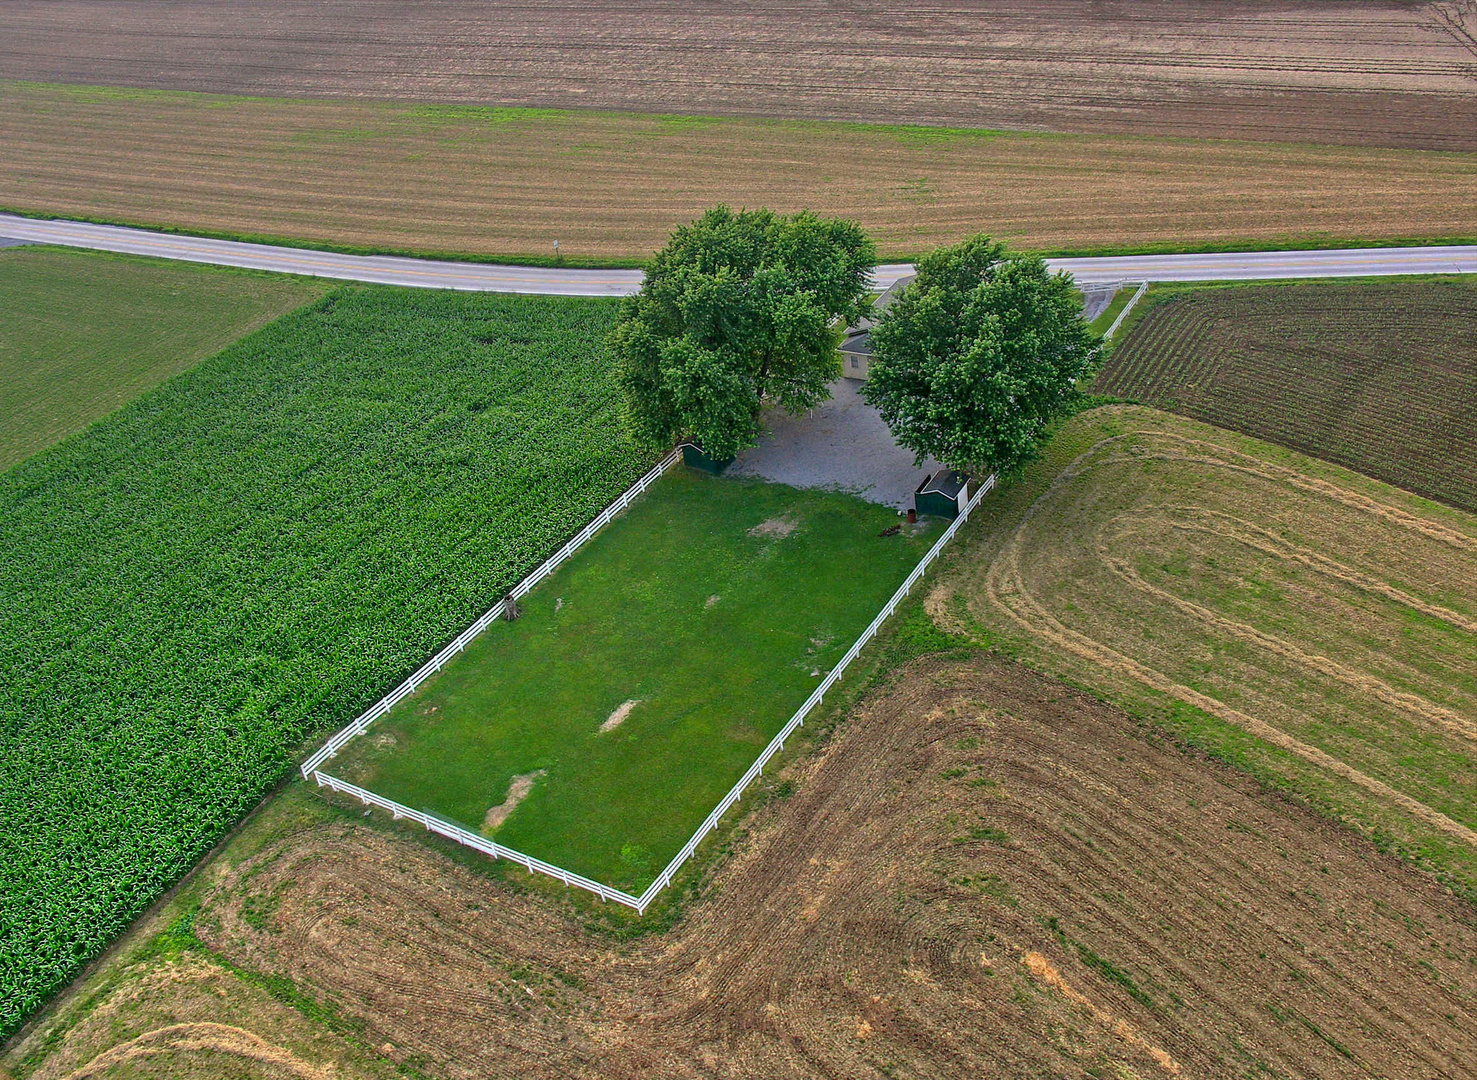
(861, 235), (1100, 477)
(610, 206), (876, 459)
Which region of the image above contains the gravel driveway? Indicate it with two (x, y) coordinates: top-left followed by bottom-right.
(729, 378), (942, 509)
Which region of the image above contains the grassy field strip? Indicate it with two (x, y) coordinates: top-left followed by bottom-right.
(4, 81), (1476, 263)
(0, 245), (322, 469)
(302, 450), (682, 778)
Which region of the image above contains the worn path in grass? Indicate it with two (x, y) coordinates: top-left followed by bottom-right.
(0, 245), (321, 470)
(331, 469), (941, 892)
(939, 405), (1477, 900)
(1094, 276), (1477, 514)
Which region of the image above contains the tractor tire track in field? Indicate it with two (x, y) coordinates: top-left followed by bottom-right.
(981, 424), (1477, 850)
(1096, 521), (1477, 745)
(175, 655), (1477, 1079)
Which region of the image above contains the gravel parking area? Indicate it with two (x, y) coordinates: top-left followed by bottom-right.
(730, 378), (942, 509)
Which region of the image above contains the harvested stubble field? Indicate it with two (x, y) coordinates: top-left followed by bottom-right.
(3, 82), (1476, 264)
(939, 405), (1477, 903)
(0, 245), (321, 470)
(3, 0), (1477, 150)
(9, 654), (1477, 1079)
(1094, 277), (1477, 514)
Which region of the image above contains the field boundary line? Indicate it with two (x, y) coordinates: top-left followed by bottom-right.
(1102, 281), (1149, 341)
(300, 449), (680, 778)
(306, 458), (996, 913)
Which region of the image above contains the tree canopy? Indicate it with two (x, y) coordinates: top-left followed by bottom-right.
(610, 206), (876, 459)
(861, 235), (1100, 477)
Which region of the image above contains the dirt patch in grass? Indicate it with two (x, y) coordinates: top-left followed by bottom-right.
(481, 771), (545, 834)
(2, 83), (1475, 264)
(78, 654), (1469, 1078)
(598, 700), (641, 734)
(941, 404), (1477, 899)
(747, 515), (799, 539)
(1094, 277), (1477, 515)
(3, 1), (1475, 150)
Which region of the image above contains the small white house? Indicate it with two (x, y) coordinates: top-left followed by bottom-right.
(837, 274), (915, 381)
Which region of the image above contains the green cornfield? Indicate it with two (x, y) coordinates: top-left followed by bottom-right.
(0, 286), (648, 1036)
(1094, 277), (1477, 513)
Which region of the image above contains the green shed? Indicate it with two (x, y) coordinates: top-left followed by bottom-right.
(681, 442), (734, 475)
(914, 470), (972, 519)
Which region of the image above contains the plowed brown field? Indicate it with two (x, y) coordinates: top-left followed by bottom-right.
(3, 82), (1476, 263)
(3, 0), (1476, 150)
(12, 656), (1477, 1079)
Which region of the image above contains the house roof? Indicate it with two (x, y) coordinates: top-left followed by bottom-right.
(839, 330), (874, 356)
(846, 273), (917, 335)
(917, 469), (970, 500)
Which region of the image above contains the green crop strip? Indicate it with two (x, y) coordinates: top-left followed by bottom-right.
(0, 286), (651, 1037)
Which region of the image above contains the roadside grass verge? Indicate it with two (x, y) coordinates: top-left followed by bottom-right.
(938, 405), (1477, 902)
(1093, 276), (1477, 513)
(0, 285), (650, 1039)
(330, 470), (944, 892)
(4, 80), (1476, 264)
(0, 245), (323, 469)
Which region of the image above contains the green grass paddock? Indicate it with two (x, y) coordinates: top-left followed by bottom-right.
(333, 469), (943, 892)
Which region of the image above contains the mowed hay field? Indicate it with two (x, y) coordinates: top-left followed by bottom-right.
(940, 406), (1477, 901)
(1094, 277), (1477, 514)
(3, 83), (1476, 264)
(3, 0), (1477, 149)
(0, 245), (322, 470)
(10, 655), (1477, 1079)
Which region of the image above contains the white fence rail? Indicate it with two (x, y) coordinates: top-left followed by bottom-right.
(306, 456), (996, 915)
(311, 771), (644, 907)
(1102, 280), (1150, 341)
(301, 449), (681, 778)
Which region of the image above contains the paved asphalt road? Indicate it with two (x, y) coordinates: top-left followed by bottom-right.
(3, 213), (1475, 294)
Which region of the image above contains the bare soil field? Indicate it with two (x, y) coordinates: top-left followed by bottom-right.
(3, 83), (1475, 264)
(9, 654), (1477, 1078)
(941, 405), (1477, 905)
(3, 0), (1477, 150)
(1094, 277), (1477, 514)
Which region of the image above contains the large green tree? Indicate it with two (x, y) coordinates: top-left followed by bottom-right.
(862, 235), (1100, 476)
(610, 206), (876, 459)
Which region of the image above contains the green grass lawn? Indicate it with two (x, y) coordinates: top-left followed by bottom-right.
(331, 469), (943, 892)
(0, 246), (323, 470)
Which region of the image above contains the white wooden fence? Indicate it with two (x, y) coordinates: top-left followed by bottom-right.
(1103, 281), (1150, 341)
(304, 456), (997, 914)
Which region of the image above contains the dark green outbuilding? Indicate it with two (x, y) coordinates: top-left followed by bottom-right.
(681, 443), (734, 475)
(914, 470), (972, 519)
